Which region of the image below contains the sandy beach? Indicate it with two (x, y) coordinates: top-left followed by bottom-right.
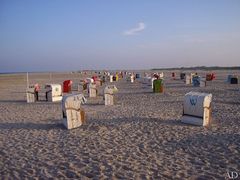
(0, 70), (240, 179)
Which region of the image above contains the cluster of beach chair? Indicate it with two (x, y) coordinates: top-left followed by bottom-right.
(132, 71), (238, 127)
(141, 72), (164, 92)
(26, 83), (63, 103)
(26, 73), (120, 129)
(25, 71), (239, 130)
(141, 72), (212, 126)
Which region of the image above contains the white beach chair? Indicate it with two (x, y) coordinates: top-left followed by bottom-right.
(104, 85), (118, 105)
(151, 77), (157, 89)
(180, 92), (212, 126)
(130, 75), (134, 83)
(159, 72), (164, 79)
(26, 86), (36, 103)
(109, 75), (113, 82)
(185, 75), (191, 85)
(88, 83), (97, 98)
(85, 78), (94, 84)
(62, 94), (87, 129)
(200, 78), (206, 87)
(45, 84), (63, 102)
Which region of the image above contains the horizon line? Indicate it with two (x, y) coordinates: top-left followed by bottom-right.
(0, 66), (240, 74)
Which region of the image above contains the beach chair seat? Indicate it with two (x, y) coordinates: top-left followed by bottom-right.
(63, 80), (72, 93)
(180, 73), (186, 80)
(153, 79), (164, 93)
(135, 73), (141, 79)
(151, 77), (157, 88)
(26, 86), (36, 103)
(131, 75), (134, 83)
(104, 85), (118, 105)
(110, 75), (113, 82)
(62, 94), (87, 129)
(88, 83), (97, 97)
(230, 77), (238, 84)
(180, 92), (212, 126)
(200, 78), (206, 87)
(185, 75), (191, 85)
(192, 75), (200, 86)
(45, 84), (62, 102)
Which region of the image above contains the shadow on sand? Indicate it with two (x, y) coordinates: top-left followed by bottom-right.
(84, 102), (104, 107)
(0, 121), (65, 130)
(214, 100), (240, 105)
(88, 117), (190, 127)
(0, 117), (190, 131)
(0, 100), (26, 103)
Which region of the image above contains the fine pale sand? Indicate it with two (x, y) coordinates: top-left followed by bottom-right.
(0, 70), (240, 179)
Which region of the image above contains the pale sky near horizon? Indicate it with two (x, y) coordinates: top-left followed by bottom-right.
(0, 0), (240, 72)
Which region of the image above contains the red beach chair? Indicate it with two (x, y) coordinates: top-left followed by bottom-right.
(63, 80), (73, 93)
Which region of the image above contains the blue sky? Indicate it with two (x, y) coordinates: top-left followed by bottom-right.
(0, 0), (240, 72)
